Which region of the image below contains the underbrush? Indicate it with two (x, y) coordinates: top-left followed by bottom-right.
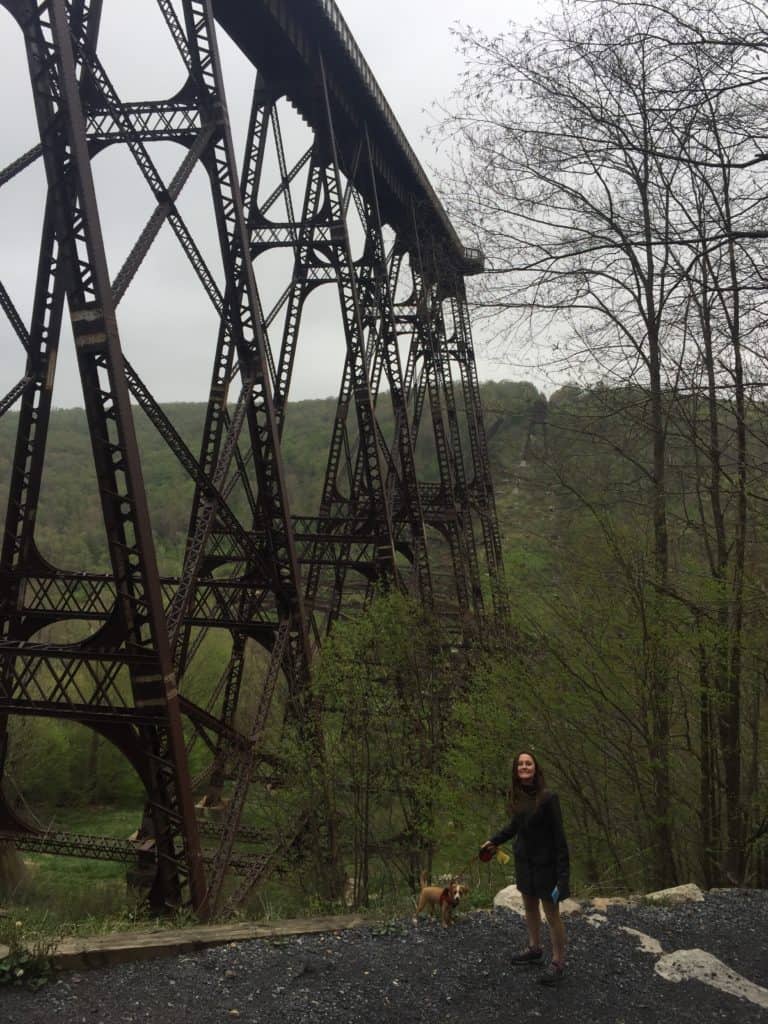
(0, 916), (61, 991)
(1, 804), (516, 945)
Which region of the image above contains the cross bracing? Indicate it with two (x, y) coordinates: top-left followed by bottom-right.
(0, 0), (505, 917)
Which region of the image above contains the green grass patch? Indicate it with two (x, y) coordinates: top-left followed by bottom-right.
(3, 804), (147, 933)
(34, 804), (139, 836)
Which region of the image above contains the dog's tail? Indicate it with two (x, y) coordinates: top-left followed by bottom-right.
(419, 869), (428, 888)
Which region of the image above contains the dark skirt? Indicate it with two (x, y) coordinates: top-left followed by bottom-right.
(515, 857), (570, 901)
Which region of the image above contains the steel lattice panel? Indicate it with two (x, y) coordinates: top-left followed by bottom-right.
(0, 0), (505, 917)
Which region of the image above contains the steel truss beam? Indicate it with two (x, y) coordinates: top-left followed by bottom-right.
(0, 0), (505, 916)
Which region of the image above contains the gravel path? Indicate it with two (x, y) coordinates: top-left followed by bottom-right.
(3, 889), (766, 1023)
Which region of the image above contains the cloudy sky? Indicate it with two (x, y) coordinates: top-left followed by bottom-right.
(0, 0), (538, 410)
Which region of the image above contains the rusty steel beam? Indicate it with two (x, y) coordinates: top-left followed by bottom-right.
(0, 0), (505, 916)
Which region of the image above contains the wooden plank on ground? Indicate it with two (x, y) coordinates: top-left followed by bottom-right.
(51, 914), (367, 970)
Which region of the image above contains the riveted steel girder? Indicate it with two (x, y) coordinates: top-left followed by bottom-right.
(0, 0), (504, 916)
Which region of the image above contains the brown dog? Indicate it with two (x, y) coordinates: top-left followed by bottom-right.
(413, 871), (469, 928)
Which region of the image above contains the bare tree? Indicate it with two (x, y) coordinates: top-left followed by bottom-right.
(438, 0), (768, 886)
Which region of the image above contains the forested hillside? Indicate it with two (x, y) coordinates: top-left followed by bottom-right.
(0, 393), (447, 574)
(1, 378), (765, 919)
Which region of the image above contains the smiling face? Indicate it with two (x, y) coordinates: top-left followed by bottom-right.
(515, 752), (537, 785)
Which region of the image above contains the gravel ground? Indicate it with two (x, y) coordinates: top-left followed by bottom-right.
(2, 889), (766, 1023)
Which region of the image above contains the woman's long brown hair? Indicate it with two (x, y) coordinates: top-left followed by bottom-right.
(507, 749), (549, 813)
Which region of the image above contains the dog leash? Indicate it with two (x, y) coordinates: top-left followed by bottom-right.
(452, 846), (510, 883)
(451, 854), (480, 882)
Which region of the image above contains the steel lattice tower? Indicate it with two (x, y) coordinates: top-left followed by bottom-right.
(0, 0), (506, 916)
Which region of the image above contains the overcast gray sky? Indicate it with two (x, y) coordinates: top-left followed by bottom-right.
(0, 0), (538, 410)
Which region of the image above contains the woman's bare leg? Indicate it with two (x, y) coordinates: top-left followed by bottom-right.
(522, 893), (542, 950)
(541, 899), (566, 963)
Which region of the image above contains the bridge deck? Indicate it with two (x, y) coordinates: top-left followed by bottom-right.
(212, 0), (482, 274)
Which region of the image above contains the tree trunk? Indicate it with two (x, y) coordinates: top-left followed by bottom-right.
(698, 642), (718, 888)
(647, 333), (676, 887)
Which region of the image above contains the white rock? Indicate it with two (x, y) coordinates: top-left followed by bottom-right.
(644, 883), (704, 903)
(558, 899), (582, 916)
(493, 885), (525, 914)
(619, 926), (663, 955)
(585, 912), (608, 928)
(493, 886), (581, 915)
(656, 949), (768, 1008)
(0, 944), (9, 960)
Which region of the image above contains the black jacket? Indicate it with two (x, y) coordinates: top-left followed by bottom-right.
(490, 791), (570, 886)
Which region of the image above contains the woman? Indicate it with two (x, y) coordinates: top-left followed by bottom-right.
(481, 750), (570, 985)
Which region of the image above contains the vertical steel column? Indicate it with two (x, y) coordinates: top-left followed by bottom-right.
(178, 2), (316, 905)
(181, 0), (309, 650)
(316, 54), (397, 580)
(10, 0), (206, 912)
(451, 288), (508, 617)
(430, 289), (484, 615)
(342, 133), (434, 609)
(0, 0), (99, 807)
(408, 238), (473, 616)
